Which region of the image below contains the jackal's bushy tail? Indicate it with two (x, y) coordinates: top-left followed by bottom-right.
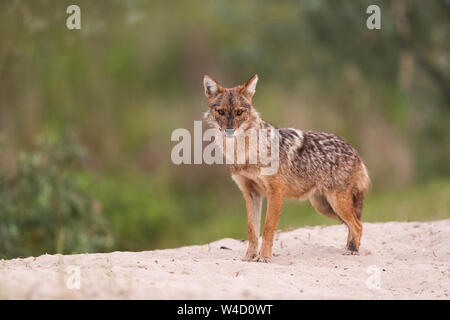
(356, 162), (371, 194)
(353, 162), (370, 219)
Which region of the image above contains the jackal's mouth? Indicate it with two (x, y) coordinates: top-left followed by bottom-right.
(225, 128), (235, 138)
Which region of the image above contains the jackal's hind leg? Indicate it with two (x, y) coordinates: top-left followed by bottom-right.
(326, 191), (363, 255)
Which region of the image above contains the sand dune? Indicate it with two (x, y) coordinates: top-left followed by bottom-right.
(0, 220), (449, 299)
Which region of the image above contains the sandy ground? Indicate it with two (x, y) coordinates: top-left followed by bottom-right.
(0, 220), (449, 299)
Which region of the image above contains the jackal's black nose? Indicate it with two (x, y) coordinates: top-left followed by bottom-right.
(225, 128), (235, 137)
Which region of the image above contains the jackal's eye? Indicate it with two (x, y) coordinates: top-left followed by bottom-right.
(217, 110), (225, 116)
(236, 110), (243, 116)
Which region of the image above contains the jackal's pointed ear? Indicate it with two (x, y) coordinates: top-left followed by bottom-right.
(203, 75), (222, 99)
(240, 74), (258, 99)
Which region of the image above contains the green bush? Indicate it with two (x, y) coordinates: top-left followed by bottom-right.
(0, 135), (113, 259)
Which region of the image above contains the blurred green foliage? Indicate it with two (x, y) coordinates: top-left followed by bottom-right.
(0, 1), (449, 258)
(0, 135), (112, 258)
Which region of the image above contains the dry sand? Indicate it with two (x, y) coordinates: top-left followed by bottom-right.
(0, 220), (449, 299)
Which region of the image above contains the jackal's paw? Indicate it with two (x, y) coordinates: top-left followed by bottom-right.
(343, 249), (359, 256)
(344, 240), (359, 255)
(256, 255), (272, 263)
(242, 252), (258, 262)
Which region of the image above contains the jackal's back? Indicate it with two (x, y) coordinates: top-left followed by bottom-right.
(278, 129), (370, 197)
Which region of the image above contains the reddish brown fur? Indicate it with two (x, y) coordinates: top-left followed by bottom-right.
(203, 75), (371, 262)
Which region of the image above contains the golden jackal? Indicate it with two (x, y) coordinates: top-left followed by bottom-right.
(203, 74), (370, 262)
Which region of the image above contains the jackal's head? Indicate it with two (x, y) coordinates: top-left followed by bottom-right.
(203, 75), (260, 137)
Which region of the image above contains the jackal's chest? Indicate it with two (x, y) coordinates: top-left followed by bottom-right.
(230, 166), (267, 194)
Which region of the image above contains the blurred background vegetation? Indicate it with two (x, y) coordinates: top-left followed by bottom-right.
(0, 0), (449, 259)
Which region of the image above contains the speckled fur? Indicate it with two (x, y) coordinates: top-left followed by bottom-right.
(203, 75), (371, 262)
(278, 129), (370, 199)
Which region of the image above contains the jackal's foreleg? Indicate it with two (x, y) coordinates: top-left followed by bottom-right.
(243, 190), (263, 261)
(258, 186), (283, 263)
